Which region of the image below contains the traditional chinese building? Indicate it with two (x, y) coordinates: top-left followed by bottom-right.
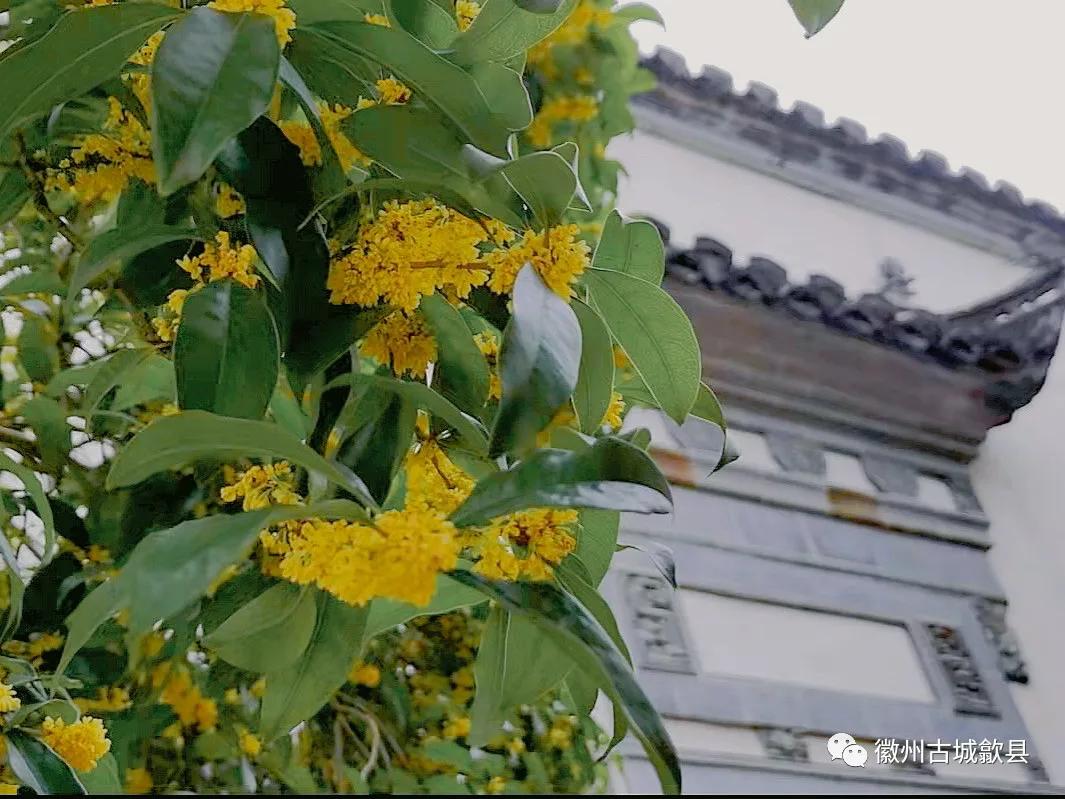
(606, 49), (1065, 794)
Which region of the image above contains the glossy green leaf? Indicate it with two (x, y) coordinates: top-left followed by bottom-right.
(323, 373), (489, 454)
(585, 268), (700, 423)
(420, 293), (490, 416)
(297, 21), (511, 154)
(490, 265), (581, 457)
(261, 592), (369, 740)
(451, 0), (576, 65)
(18, 313), (59, 383)
(0, 267), (64, 298)
(592, 210), (665, 284)
(69, 224), (199, 301)
(337, 389), (416, 504)
(469, 608), (572, 746)
(106, 410), (377, 509)
(0, 167), (29, 225)
(500, 151), (577, 228)
(575, 508), (620, 587)
(363, 573), (485, 642)
(6, 729), (85, 795)
(77, 753), (122, 795)
(571, 299), (614, 434)
(20, 395), (69, 471)
(389, 0), (459, 48)
(205, 582), (317, 671)
(453, 573), (681, 795)
(452, 436), (672, 527)
(789, 0), (846, 36)
(469, 61), (533, 132)
(174, 280), (279, 420)
(0, 3), (179, 142)
(82, 347), (152, 429)
(152, 8), (280, 193)
(613, 2), (664, 25)
(110, 354), (176, 412)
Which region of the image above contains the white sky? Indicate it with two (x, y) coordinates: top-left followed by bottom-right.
(631, 0), (1065, 211)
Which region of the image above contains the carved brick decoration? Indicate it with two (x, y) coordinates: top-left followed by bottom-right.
(765, 432), (826, 476)
(973, 599), (1029, 684)
(924, 624), (997, 717)
(757, 727), (809, 762)
(623, 573), (695, 674)
(861, 453), (919, 497)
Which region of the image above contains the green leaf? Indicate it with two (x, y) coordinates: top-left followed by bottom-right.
(451, 436), (671, 527)
(205, 582), (318, 672)
(0, 3), (179, 142)
(363, 573), (485, 642)
(336, 388), (416, 505)
(110, 354), (176, 412)
(21, 395), (69, 471)
(69, 224), (200, 300)
(0, 167), (29, 226)
(389, 0), (459, 48)
(0, 267), (64, 298)
(18, 313), (59, 383)
(106, 410), (377, 509)
(571, 299), (614, 434)
(585, 268), (700, 423)
(469, 607), (572, 746)
(261, 592), (369, 740)
(6, 729), (85, 795)
(82, 347), (152, 430)
(556, 559), (631, 666)
(322, 373), (489, 454)
(469, 61), (533, 132)
(575, 508), (619, 587)
(453, 573), (682, 795)
(592, 210), (664, 284)
(788, 0), (846, 36)
(499, 151), (577, 228)
(451, 0), (577, 65)
(57, 578), (122, 676)
(613, 2), (665, 25)
(174, 280), (279, 420)
(151, 8), (281, 194)
(420, 293), (490, 416)
(297, 21), (512, 154)
(77, 753), (122, 795)
(490, 265), (580, 457)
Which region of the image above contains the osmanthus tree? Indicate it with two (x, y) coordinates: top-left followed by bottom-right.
(0, 0), (841, 794)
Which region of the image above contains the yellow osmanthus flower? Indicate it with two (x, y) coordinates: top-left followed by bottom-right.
(41, 716), (111, 772)
(442, 716), (471, 740)
(404, 439), (474, 516)
(327, 199), (491, 311)
(349, 662), (381, 688)
(126, 31), (163, 111)
(602, 390), (625, 430)
(266, 508), (460, 607)
(364, 12), (390, 26)
(215, 182), (245, 218)
(455, 0), (481, 31)
(474, 331), (501, 399)
(0, 682), (19, 713)
(485, 224), (590, 298)
(220, 461), (302, 510)
(209, 0), (296, 46)
(375, 76), (412, 105)
(125, 767), (153, 794)
(361, 311), (437, 378)
(2, 631), (64, 666)
(472, 508), (579, 581)
(280, 102), (371, 172)
(47, 97), (154, 203)
(74, 686), (131, 714)
(177, 231), (260, 289)
(159, 669), (218, 732)
(527, 0), (613, 77)
(486, 775), (507, 794)
(238, 728), (262, 758)
(612, 344), (630, 369)
(526, 95), (598, 148)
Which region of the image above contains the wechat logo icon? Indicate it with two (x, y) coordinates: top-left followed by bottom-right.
(827, 733), (868, 767)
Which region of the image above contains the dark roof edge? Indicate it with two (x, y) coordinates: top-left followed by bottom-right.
(636, 49), (1065, 265)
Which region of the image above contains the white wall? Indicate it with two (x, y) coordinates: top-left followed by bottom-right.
(973, 349), (1065, 784)
(609, 130), (1029, 314)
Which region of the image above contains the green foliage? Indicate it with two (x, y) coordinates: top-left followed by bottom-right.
(0, 0), (773, 793)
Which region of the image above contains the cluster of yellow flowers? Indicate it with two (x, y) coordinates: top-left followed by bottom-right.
(484, 223), (591, 298)
(469, 508), (579, 581)
(361, 311), (438, 378)
(2, 631), (63, 667)
(263, 510), (460, 607)
(74, 686), (132, 714)
(215, 182), (246, 218)
(348, 661), (381, 688)
(125, 766), (153, 794)
(0, 681), (20, 713)
(152, 232), (260, 342)
(405, 439), (475, 516)
(157, 667), (219, 733)
(45, 97), (154, 204)
(527, 0), (614, 78)
(526, 94), (599, 148)
(126, 31), (163, 112)
(455, 0), (482, 31)
(220, 461), (302, 511)
(209, 0), (297, 47)
(40, 716), (111, 772)
(327, 199), (491, 311)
